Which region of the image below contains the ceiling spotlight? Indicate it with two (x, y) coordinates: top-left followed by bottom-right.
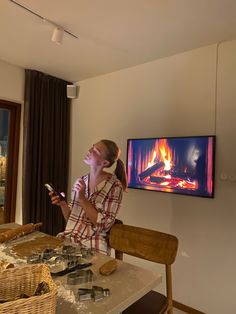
(51, 27), (64, 44)
(9, 1), (78, 42)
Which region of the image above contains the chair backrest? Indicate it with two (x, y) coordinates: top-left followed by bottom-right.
(107, 218), (124, 259)
(109, 224), (178, 264)
(109, 224), (178, 312)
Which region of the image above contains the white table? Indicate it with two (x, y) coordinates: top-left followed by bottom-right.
(0, 223), (162, 314)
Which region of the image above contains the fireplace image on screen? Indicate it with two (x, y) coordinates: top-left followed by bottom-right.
(127, 136), (215, 197)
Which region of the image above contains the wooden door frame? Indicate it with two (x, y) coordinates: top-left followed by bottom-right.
(0, 99), (21, 222)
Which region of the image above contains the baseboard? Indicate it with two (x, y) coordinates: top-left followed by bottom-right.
(173, 300), (206, 314)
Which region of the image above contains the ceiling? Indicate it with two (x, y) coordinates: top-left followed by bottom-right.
(1, 0), (236, 82)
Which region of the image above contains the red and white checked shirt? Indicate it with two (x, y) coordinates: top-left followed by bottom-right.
(58, 174), (123, 254)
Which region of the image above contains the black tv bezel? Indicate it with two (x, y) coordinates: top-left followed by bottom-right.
(126, 135), (216, 198)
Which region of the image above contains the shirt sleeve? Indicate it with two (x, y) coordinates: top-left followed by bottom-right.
(93, 180), (123, 233)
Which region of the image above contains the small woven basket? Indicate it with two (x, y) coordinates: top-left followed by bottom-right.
(0, 264), (57, 314)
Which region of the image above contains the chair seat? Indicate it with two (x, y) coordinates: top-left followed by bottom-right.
(122, 290), (168, 314)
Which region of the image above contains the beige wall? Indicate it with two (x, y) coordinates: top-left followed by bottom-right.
(71, 41), (236, 314)
(0, 59), (24, 223)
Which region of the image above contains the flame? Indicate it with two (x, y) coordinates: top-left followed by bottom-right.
(147, 150), (157, 169)
(144, 139), (174, 171)
(138, 139), (198, 192)
(159, 139), (174, 170)
(160, 182), (169, 186)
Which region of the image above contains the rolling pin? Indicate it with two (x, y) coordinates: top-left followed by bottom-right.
(0, 223), (43, 243)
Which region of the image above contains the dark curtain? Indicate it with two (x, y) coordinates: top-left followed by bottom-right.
(23, 70), (71, 235)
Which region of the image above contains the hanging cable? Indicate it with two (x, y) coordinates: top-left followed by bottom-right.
(214, 42), (220, 135)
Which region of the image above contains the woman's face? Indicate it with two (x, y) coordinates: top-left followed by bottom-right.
(84, 142), (109, 167)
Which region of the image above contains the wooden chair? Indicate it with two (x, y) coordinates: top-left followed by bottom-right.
(109, 224), (178, 314)
(107, 218), (124, 260)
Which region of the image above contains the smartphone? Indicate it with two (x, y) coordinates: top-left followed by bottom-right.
(44, 183), (65, 200)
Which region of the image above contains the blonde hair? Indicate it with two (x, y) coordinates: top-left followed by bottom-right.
(101, 139), (127, 191)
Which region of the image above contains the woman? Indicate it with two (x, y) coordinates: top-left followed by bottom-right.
(50, 139), (127, 255)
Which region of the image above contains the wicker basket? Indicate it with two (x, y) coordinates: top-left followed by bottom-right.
(0, 264), (57, 314)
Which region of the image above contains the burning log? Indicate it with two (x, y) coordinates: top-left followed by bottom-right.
(170, 170), (195, 180)
(0, 223), (42, 243)
(150, 175), (193, 184)
(150, 176), (186, 185)
(150, 170), (194, 182)
(150, 176), (167, 184)
(150, 176), (197, 190)
(139, 161), (164, 180)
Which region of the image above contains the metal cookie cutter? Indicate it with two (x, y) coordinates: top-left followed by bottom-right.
(67, 269), (94, 285)
(43, 248), (55, 260)
(51, 261), (92, 277)
(77, 286), (110, 302)
(27, 248), (55, 264)
(80, 247), (95, 258)
(62, 245), (76, 255)
(93, 286), (110, 302)
(77, 288), (93, 301)
(27, 253), (42, 264)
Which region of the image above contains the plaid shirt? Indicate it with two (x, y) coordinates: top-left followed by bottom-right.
(58, 174), (123, 254)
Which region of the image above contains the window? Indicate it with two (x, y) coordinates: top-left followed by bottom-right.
(0, 100), (21, 223)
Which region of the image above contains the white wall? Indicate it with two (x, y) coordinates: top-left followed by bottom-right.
(0, 59), (24, 223)
(71, 41), (236, 314)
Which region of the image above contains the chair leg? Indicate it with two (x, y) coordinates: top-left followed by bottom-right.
(166, 265), (173, 314)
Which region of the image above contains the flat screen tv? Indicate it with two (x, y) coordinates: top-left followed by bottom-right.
(127, 136), (215, 198)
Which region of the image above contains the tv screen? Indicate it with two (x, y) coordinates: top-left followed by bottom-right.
(127, 136), (215, 198)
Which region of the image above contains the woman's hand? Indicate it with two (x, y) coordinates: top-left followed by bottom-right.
(49, 192), (64, 206)
(75, 178), (87, 204)
(74, 178), (98, 224)
(49, 191), (70, 221)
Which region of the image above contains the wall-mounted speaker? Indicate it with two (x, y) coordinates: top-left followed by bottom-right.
(67, 85), (78, 99)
